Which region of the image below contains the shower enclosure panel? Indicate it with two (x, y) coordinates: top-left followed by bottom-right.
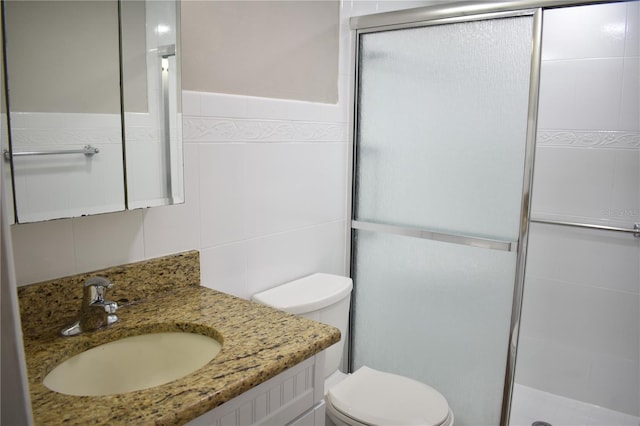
(350, 12), (538, 426)
(512, 2), (640, 423)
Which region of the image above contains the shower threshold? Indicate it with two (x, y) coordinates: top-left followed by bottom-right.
(509, 384), (639, 426)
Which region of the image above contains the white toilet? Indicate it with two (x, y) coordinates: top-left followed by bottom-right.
(252, 273), (454, 426)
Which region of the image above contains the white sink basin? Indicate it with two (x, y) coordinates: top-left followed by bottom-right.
(43, 332), (222, 396)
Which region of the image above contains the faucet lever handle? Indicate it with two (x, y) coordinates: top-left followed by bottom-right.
(84, 276), (113, 289)
(83, 276), (114, 304)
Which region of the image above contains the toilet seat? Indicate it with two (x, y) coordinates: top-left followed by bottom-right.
(326, 366), (453, 426)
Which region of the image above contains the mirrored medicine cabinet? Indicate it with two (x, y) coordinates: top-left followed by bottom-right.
(1, 0), (184, 223)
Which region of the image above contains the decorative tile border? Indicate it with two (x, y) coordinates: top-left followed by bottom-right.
(537, 130), (639, 149)
(183, 117), (348, 143)
(9, 112), (159, 146)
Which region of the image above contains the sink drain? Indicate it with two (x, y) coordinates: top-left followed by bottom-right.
(532, 422), (552, 426)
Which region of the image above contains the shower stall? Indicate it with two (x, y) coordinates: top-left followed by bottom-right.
(347, 1), (639, 425)
(512, 2), (640, 425)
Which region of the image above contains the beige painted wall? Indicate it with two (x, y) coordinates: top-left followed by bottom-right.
(4, 1), (121, 114)
(4, 0), (148, 114)
(181, 1), (340, 104)
(121, 0), (149, 113)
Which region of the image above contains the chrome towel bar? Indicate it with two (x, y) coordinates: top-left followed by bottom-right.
(3, 145), (99, 161)
(530, 218), (640, 238)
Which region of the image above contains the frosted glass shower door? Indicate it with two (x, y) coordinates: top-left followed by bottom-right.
(351, 14), (535, 426)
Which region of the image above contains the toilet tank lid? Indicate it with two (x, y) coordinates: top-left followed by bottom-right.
(252, 273), (353, 315)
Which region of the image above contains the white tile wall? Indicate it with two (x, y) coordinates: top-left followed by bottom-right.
(200, 241), (248, 297)
(243, 220), (346, 298)
(626, 1), (640, 58)
(537, 1), (639, 133)
(198, 143), (246, 247)
(540, 3), (627, 61)
(516, 1), (640, 418)
(537, 58), (625, 130)
(187, 91), (350, 295)
(11, 219), (76, 285)
(141, 143), (201, 259)
(72, 210), (146, 273)
(123, 113), (168, 208)
(620, 57), (640, 131)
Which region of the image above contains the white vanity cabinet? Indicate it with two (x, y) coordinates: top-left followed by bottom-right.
(187, 352), (326, 426)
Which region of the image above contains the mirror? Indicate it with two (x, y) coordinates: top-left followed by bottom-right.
(2, 0), (183, 223)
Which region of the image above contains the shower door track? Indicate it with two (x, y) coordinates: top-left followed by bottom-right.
(349, 0), (628, 31)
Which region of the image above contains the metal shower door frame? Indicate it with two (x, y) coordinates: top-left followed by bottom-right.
(346, 4), (544, 426)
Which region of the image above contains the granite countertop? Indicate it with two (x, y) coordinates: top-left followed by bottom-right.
(17, 252), (341, 426)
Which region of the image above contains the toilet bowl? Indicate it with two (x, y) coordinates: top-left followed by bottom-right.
(252, 273), (453, 426)
(326, 366), (453, 426)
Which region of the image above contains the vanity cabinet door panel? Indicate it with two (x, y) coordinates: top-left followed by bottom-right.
(187, 353), (325, 426)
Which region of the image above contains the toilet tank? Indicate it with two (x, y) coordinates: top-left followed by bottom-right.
(252, 273), (353, 380)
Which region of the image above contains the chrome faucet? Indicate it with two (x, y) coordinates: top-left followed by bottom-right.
(60, 276), (119, 336)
